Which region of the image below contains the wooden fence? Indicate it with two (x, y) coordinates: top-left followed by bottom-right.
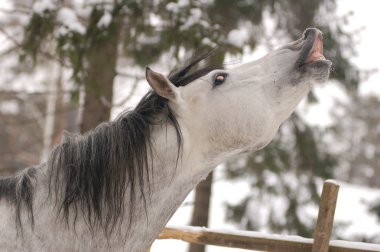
(151, 180), (380, 252)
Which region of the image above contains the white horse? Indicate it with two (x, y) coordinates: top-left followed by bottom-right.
(0, 28), (330, 251)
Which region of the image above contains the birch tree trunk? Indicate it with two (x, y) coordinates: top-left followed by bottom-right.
(40, 63), (59, 162)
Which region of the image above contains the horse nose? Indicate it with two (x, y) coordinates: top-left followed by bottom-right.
(303, 28), (323, 40)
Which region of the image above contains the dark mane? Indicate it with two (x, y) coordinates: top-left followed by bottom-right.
(0, 50), (221, 236)
(0, 167), (37, 231)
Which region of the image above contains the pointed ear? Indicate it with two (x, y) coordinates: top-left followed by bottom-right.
(146, 67), (177, 100)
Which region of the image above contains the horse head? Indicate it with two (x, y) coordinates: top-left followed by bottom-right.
(146, 28), (331, 166)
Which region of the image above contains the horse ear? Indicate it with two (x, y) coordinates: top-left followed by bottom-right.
(146, 67), (177, 100)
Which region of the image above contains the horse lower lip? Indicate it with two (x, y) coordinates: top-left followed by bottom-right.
(305, 52), (326, 63)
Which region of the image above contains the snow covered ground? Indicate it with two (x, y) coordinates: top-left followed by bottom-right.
(334, 182), (380, 240)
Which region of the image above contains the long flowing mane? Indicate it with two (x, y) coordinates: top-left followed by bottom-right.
(0, 50), (221, 236)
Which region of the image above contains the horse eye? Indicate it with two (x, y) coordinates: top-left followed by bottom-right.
(213, 73), (228, 86)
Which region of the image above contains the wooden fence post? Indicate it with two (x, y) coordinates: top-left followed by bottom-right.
(312, 180), (340, 252)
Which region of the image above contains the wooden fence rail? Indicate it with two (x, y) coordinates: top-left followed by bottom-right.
(151, 180), (380, 252)
(158, 226), (380, 252)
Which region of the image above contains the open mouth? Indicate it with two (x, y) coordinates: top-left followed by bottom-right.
(304, 34), (325, 63)
(297, 28), (328, 67)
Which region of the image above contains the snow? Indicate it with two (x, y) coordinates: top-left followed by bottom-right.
(149, 13), (162, 27)
(330, 240), (380, 251)
(180, 8), (203, 30)
(0, 54), (51, 93)
(246, 194), (289, 232)
(298, 82), (349, 128)
(201, 38), (216, 47)
(32, 0), (56, 15)
(138, 34), (160, 45)
(97, 12), (112, 28)
(57, 7), (86, 34)
(0, 100), (19, 115)
(177, 0), (190, 7)
(72, 1), (93, 20)
(166, 0), (190, 13)
(227, 29), (249, 47)
(325, 179), (340, 186)
(198, 0), (214, 4)
(166, 2), (180, 13)
(334, 182), (380, 240)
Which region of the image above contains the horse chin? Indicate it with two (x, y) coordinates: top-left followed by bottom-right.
(303, 59), (332, 83)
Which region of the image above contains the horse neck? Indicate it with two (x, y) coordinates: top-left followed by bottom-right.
(126, 121), (210, 251)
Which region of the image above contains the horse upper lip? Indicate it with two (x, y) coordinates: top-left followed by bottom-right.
(297, 28), (326, 67)
(304, 34), (325, 63)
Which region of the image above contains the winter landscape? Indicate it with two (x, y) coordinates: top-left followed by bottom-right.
(0, 0), (380, 252)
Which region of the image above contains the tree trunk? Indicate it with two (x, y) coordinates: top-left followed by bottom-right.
(52, 65), (68, 145)
(40, 63), (59, 162)
(80, 13), (122, 133)
(188, 172), (213, 252)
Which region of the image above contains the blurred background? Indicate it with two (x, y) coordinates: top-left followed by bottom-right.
(0, 0), (379, 251)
